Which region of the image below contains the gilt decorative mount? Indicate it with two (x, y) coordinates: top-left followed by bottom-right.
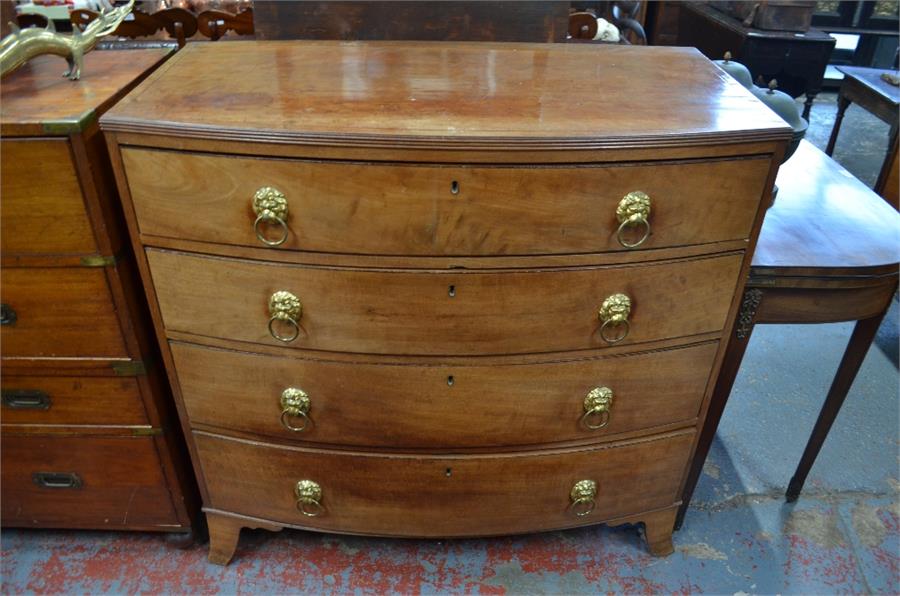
(0, 0), (134, 80)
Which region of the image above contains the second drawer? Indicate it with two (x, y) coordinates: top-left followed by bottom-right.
(148, 250), (742, 355)
(173, 340), (717, 448)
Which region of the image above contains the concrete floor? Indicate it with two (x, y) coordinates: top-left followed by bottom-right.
(2, 92), (898, 594)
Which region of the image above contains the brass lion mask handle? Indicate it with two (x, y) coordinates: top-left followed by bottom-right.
(280, 387), (313, 432)
(294, 479), (325, 517)
(581, 386), (613, 430)
(268, 291), (302, 343)
(616, 191), (651, 249)
(569, 479), (597, 517)
(252, 186), (289, 246)
(597, 293), (631, 345)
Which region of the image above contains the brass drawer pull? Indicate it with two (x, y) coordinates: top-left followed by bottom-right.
(569, 479), (597, 517)
(2, 389), (51, 410)
(268, 291), (302, 343)
(1, 303), (17, 326)
(616, 191), (651, 249)
(33, 472), (82, 489)
(581, 387), (613, 430)
(597, 293), (631, 345)
(280, 387), (313, 432)
(294, 479), (325, 517)
(252, 186), (289, 246)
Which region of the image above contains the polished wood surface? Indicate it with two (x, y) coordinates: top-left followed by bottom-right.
(149, 250), (742, 355)
(1, 375), (147, 427)
(677, 140), (900, 529)
(195, 429), (694, 537)
(752, 141), (900, 275)
(1, 140), (98, 256)
(1, 435), (177, 529)
(0, 268), (127, 358)
(173, 340), (716, 449)
(124, 148), (771, 256)
(102, 42), (790, 148)
(0, 49), (171, 136)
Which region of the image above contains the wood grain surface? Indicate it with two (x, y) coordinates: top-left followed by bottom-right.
(100, 42), (790, 149)
(124, 148), (771, 256)
(0, 267), (127, 358)
(1, 375), (148, 427)
(148, 250), (742, 355)
(172, 340), (717, 449)
(195, 429), (694, 537)
(1, 140), (97, 256)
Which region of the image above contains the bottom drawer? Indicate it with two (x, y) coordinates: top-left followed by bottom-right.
(196, 430), (695, 537)
(1, 435), (179, 529)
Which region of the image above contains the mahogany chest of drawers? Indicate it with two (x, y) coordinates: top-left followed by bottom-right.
(0, 50), (197, 538)
(101, 41), (790, 564)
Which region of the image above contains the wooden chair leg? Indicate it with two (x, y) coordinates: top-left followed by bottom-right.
(207, 512), (243, 565)
(643, 507), (677, 557)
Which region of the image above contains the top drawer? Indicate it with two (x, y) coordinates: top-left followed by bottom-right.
(122, 148), (770, 256)
(1, 140), (97, 256)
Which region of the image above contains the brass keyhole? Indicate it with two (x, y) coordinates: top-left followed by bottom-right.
(448, 285), (456, 297)
(450, 180), (459, 195)
(445, 468), (452, 477)
(447, 375), (455, 386)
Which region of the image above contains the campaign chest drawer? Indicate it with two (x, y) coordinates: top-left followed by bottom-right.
(123, 148), (770, 256)
(195, 429), (695, 538)
(0, 267), (127, 358)
(148, 250), (742, 355)
(1, 139), (97, 256)
(1, 375), (148, 427)
(1, 434), (178, 529)
(173, 340), (716, 449)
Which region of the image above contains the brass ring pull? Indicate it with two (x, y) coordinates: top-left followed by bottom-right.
(294, 479), (325, 517)
(581, 386), (613, 430)
(615, 191), (651, 249)
(252, 186), (289, 246)
(268, 291), (302, 343)
(279, 387), (313, 432)
(569, 479), (597, 517)
(597, 293), (632, 345)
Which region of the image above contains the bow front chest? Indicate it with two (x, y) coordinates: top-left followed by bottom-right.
(101, 41), (790, 564)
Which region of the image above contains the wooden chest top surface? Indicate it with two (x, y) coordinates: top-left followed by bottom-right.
(101, 41), (790, 149)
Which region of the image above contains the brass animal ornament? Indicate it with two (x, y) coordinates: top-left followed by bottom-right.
(0, 0), (134, 80)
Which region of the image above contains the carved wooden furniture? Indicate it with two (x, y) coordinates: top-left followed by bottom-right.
(677, 140), (900, 528)
(826, 65), (899, 209)
(100, 41), (790, 565)
(678, 2), (835, 121)
(0, 50), (198, 538)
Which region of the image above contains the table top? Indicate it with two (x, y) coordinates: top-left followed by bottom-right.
(836, 66), (900, 106)
(752, 140), (900, 277)
(1, 48), (172, 137)
(101, 41), (790, 150)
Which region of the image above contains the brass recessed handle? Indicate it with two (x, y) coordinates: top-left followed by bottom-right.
(252, 186), (289, 246)
(616, 191), (651, 249)
(597, 293), (631, 345)
(294, 479), (325, 517)
(1, 303), (17, 326)
(280, 387), (313, 432)
(569, 479), (597, 517)
(33, 472), (82, 489)
(268, 291), (302, 343)
(581, 387), (613, 430)
(2, 389), (51, 410)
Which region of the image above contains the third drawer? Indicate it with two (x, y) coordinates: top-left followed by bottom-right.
(172, 340), (717, 449)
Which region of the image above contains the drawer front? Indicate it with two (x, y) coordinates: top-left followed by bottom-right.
(173, 341), (716, 448)
(1, 140), (98, 256)
(1, 376), (148, 427)
(0, 267), (128, 358)
(148, 250), (742, 355)
(123, 148), (770, 256)
(195, 430), (694, 537)
(1, 435), (178, 529)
